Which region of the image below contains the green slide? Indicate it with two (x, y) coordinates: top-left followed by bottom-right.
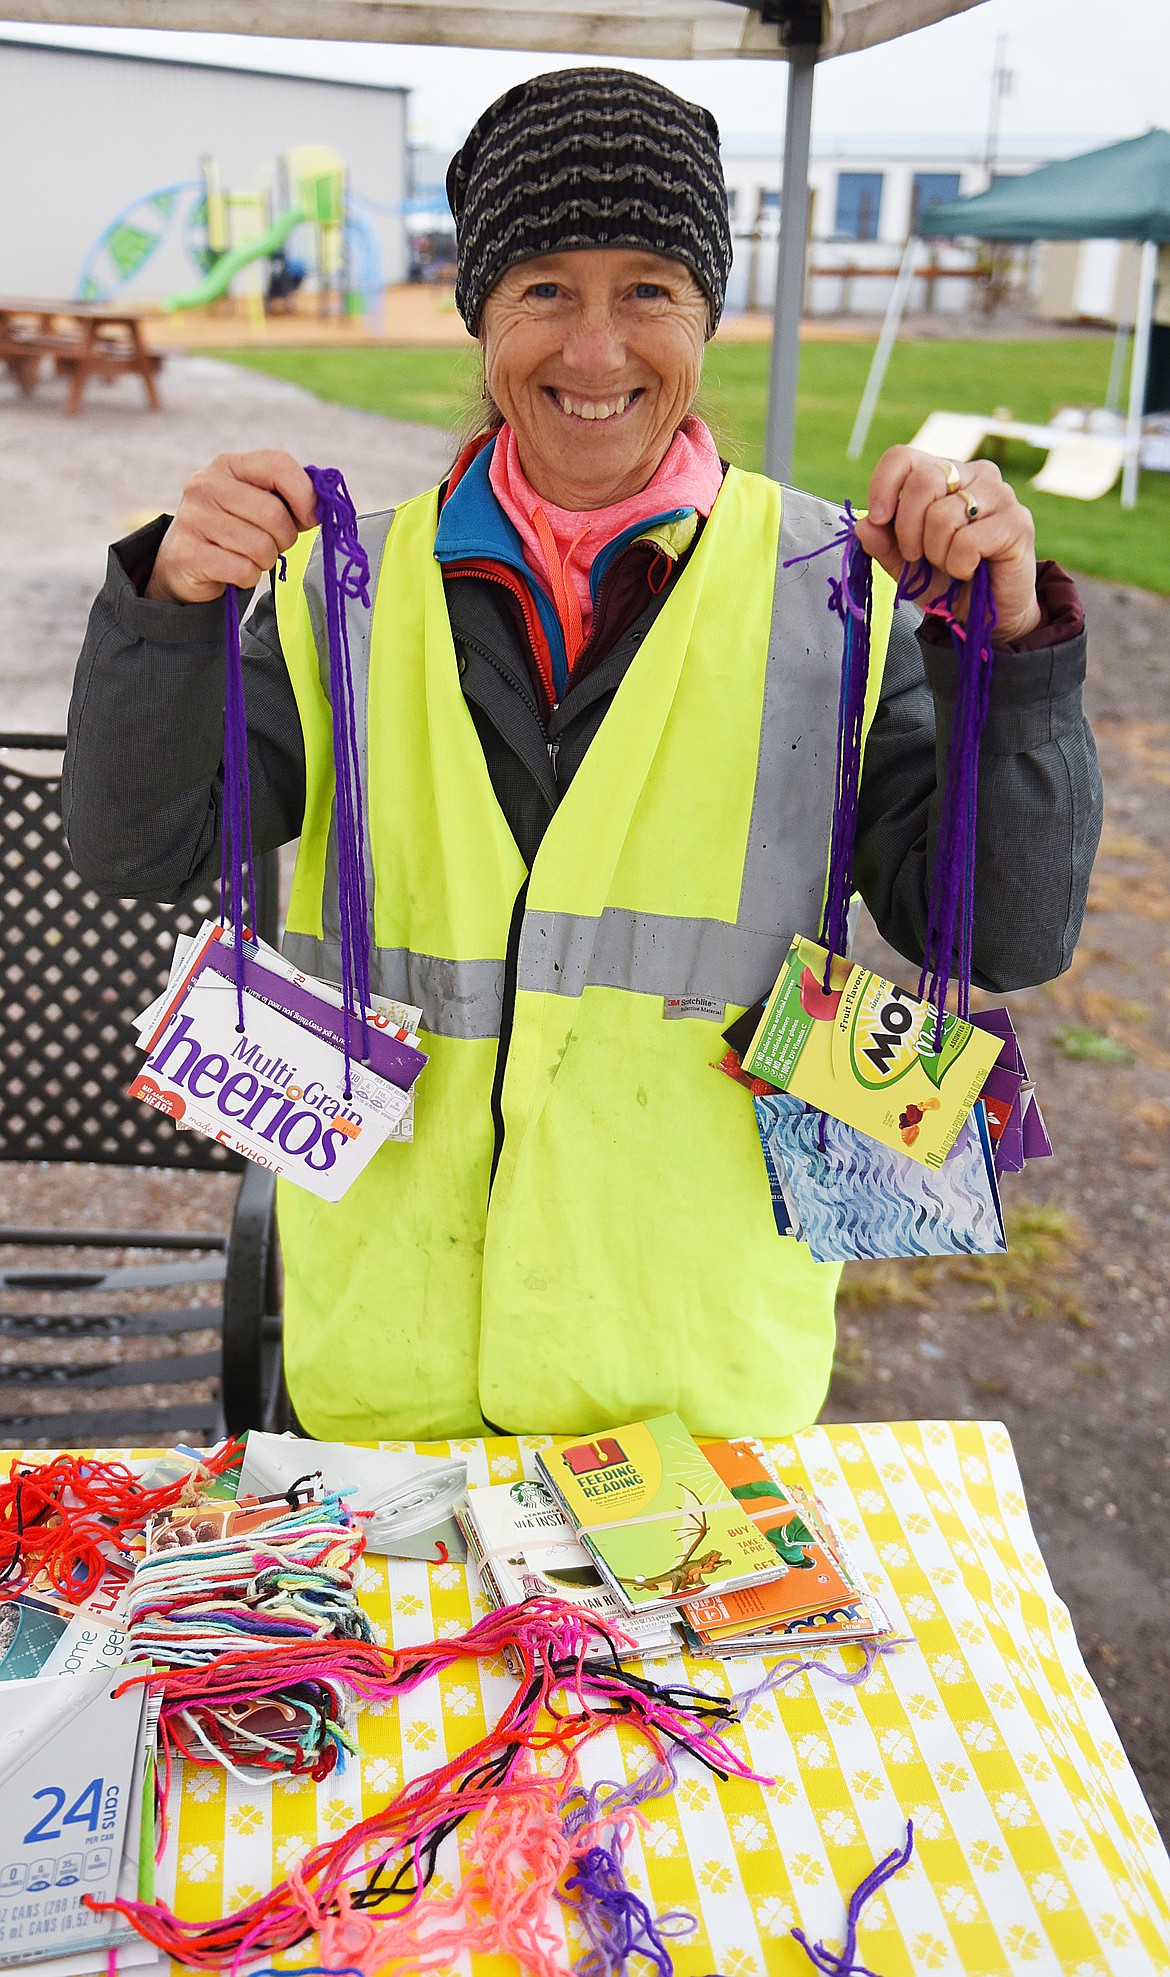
(165, 206), (306, 312)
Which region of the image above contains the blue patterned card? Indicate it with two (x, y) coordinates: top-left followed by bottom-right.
(754, 1092), (1005, 1263)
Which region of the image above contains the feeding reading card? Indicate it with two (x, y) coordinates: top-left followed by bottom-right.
(536, 1416), (789, 1612)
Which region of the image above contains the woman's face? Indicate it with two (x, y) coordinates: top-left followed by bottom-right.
(480, 248), (709, 509)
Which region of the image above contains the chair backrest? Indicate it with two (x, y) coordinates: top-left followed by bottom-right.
(0, 735), (279, 1169)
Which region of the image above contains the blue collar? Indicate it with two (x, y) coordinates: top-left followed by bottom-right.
(435, 436), (693, 698)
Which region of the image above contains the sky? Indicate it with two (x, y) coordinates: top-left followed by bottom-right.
(2, 0), (1168, 154)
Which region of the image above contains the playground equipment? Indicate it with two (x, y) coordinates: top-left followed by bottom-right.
(75, 144), (384, 320)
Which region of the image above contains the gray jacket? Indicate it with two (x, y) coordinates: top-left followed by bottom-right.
(63, 515), (1102, 994)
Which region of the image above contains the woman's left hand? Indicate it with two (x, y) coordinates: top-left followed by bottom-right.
(854, 446), (1041, 643)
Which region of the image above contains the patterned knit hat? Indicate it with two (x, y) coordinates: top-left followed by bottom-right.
(446, 68), (733, 336)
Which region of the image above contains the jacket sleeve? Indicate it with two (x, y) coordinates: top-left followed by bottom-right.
(854, 590), (1102, 993)
(63, 517), (305, 902)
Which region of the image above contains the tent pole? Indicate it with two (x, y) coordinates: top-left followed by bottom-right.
(1105, 243), (1140, 414)
(763, 43), (817, 484)
(1121, 239), (1157, 510)
(847, 234), (921, 461)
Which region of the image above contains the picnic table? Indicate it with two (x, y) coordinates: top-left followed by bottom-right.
(26, 1419), (1164, 1976)
(0, 298), (164, 414)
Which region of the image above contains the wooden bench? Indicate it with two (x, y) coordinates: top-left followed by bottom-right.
(0, 299), (164, 414)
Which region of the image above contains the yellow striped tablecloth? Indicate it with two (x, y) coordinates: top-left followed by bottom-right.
(123, 1422), (1170, 1973)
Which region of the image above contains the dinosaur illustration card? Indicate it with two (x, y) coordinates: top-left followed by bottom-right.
(742, 937), (1003, 1169)
(536, 1417), (789, 1612)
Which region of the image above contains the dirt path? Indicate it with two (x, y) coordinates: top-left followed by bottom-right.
(2, 359), (1166, 1833)
(832, 574), (1170, 1836)
(0, 354), (452, 730)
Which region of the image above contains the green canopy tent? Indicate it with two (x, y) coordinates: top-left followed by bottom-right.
(848, 127), (1170, 506)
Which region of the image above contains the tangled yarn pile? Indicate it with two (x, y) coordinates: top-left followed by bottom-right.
(0, 1440), (244, 1604)
(99, 1599), (758, 1969)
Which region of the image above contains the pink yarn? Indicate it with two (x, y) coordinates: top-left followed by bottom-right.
(302, 1763), (575, 1977)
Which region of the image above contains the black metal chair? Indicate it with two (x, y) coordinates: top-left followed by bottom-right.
(0, 733), (286, 1447)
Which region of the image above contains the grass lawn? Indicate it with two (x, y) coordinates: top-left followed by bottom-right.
(215, 339), (1169, 593)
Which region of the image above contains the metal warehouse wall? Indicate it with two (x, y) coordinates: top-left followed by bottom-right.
(0, 39), (408, 301)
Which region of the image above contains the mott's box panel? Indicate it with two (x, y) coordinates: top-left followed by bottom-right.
(742, 937), (1004, 1168)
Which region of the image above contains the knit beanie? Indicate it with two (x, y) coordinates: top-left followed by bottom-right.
(446, 68), (733, 336)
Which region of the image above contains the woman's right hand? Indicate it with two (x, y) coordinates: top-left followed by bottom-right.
(146, 450), (319, 603)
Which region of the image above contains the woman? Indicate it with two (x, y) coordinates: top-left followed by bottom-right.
(65, 69), (1100, 1444)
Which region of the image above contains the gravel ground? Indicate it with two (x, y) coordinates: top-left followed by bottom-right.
(0, 353), (453, 732)
(2, 355), (1167, 1834)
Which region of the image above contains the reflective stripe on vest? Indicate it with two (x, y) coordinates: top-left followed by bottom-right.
(281, 483), (873, 1036)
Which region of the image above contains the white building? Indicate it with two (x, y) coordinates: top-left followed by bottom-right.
(0, 36), (409, 303)
(722, 134), (1071, 318)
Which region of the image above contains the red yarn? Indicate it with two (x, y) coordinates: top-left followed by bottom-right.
(0, 1441), (246, 1604)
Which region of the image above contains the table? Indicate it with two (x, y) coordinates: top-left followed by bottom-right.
(0, 299), (163, 414)
(141, 1420), (1170, 1977)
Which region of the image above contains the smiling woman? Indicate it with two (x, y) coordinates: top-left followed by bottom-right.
(64, 66), (1102, 1445)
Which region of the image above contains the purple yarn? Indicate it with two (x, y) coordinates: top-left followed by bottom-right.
(791, 1819), (914, 1977)
(732, 1637), (904, 1717)
(304, 465), (373, 1096)
(221, 584), (257, 1032)
(562, 1844), (695, 1977)
(555, 1645), (904, 1977)
(915, 560), (997, 1049)
(788, 515), (996, 1048)
(784, 506), (871, 980)
(559, 1773), (697, 1977)
(219, 469), (373, 1086)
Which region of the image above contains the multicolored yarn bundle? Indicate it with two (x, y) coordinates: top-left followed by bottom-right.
(0, 1440), (244, 1604)
(98, 1600), (761, 1970)
(125, 1494), (372, 1785)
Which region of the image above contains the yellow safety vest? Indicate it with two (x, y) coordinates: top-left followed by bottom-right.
(274, 466), (895, 1441)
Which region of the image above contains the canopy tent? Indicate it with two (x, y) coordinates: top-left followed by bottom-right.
(0, 0), (983, 57)
(3, 0), (985, 477)
(917, 127), (1170, 244)
(851, 128), (1170, 505)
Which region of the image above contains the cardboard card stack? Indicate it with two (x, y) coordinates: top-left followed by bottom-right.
(457, 1479), (678, 1657)
(676, 1441), (891, 1659)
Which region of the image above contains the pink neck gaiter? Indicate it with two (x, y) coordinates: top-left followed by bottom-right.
(488, 415), (724, 675)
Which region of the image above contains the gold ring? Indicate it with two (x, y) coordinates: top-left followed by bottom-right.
(944, 461), (962, 494)
(965, 496), (980, 522)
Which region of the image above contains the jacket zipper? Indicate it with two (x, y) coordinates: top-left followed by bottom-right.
(444, 559), (557, 710)
(488, 880), (529, 1194)
(459, 630), (545, 729)
(463, 545), (675, 1200)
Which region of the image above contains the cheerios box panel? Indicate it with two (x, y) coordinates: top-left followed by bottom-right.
(742, 937), (1003, 1168)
